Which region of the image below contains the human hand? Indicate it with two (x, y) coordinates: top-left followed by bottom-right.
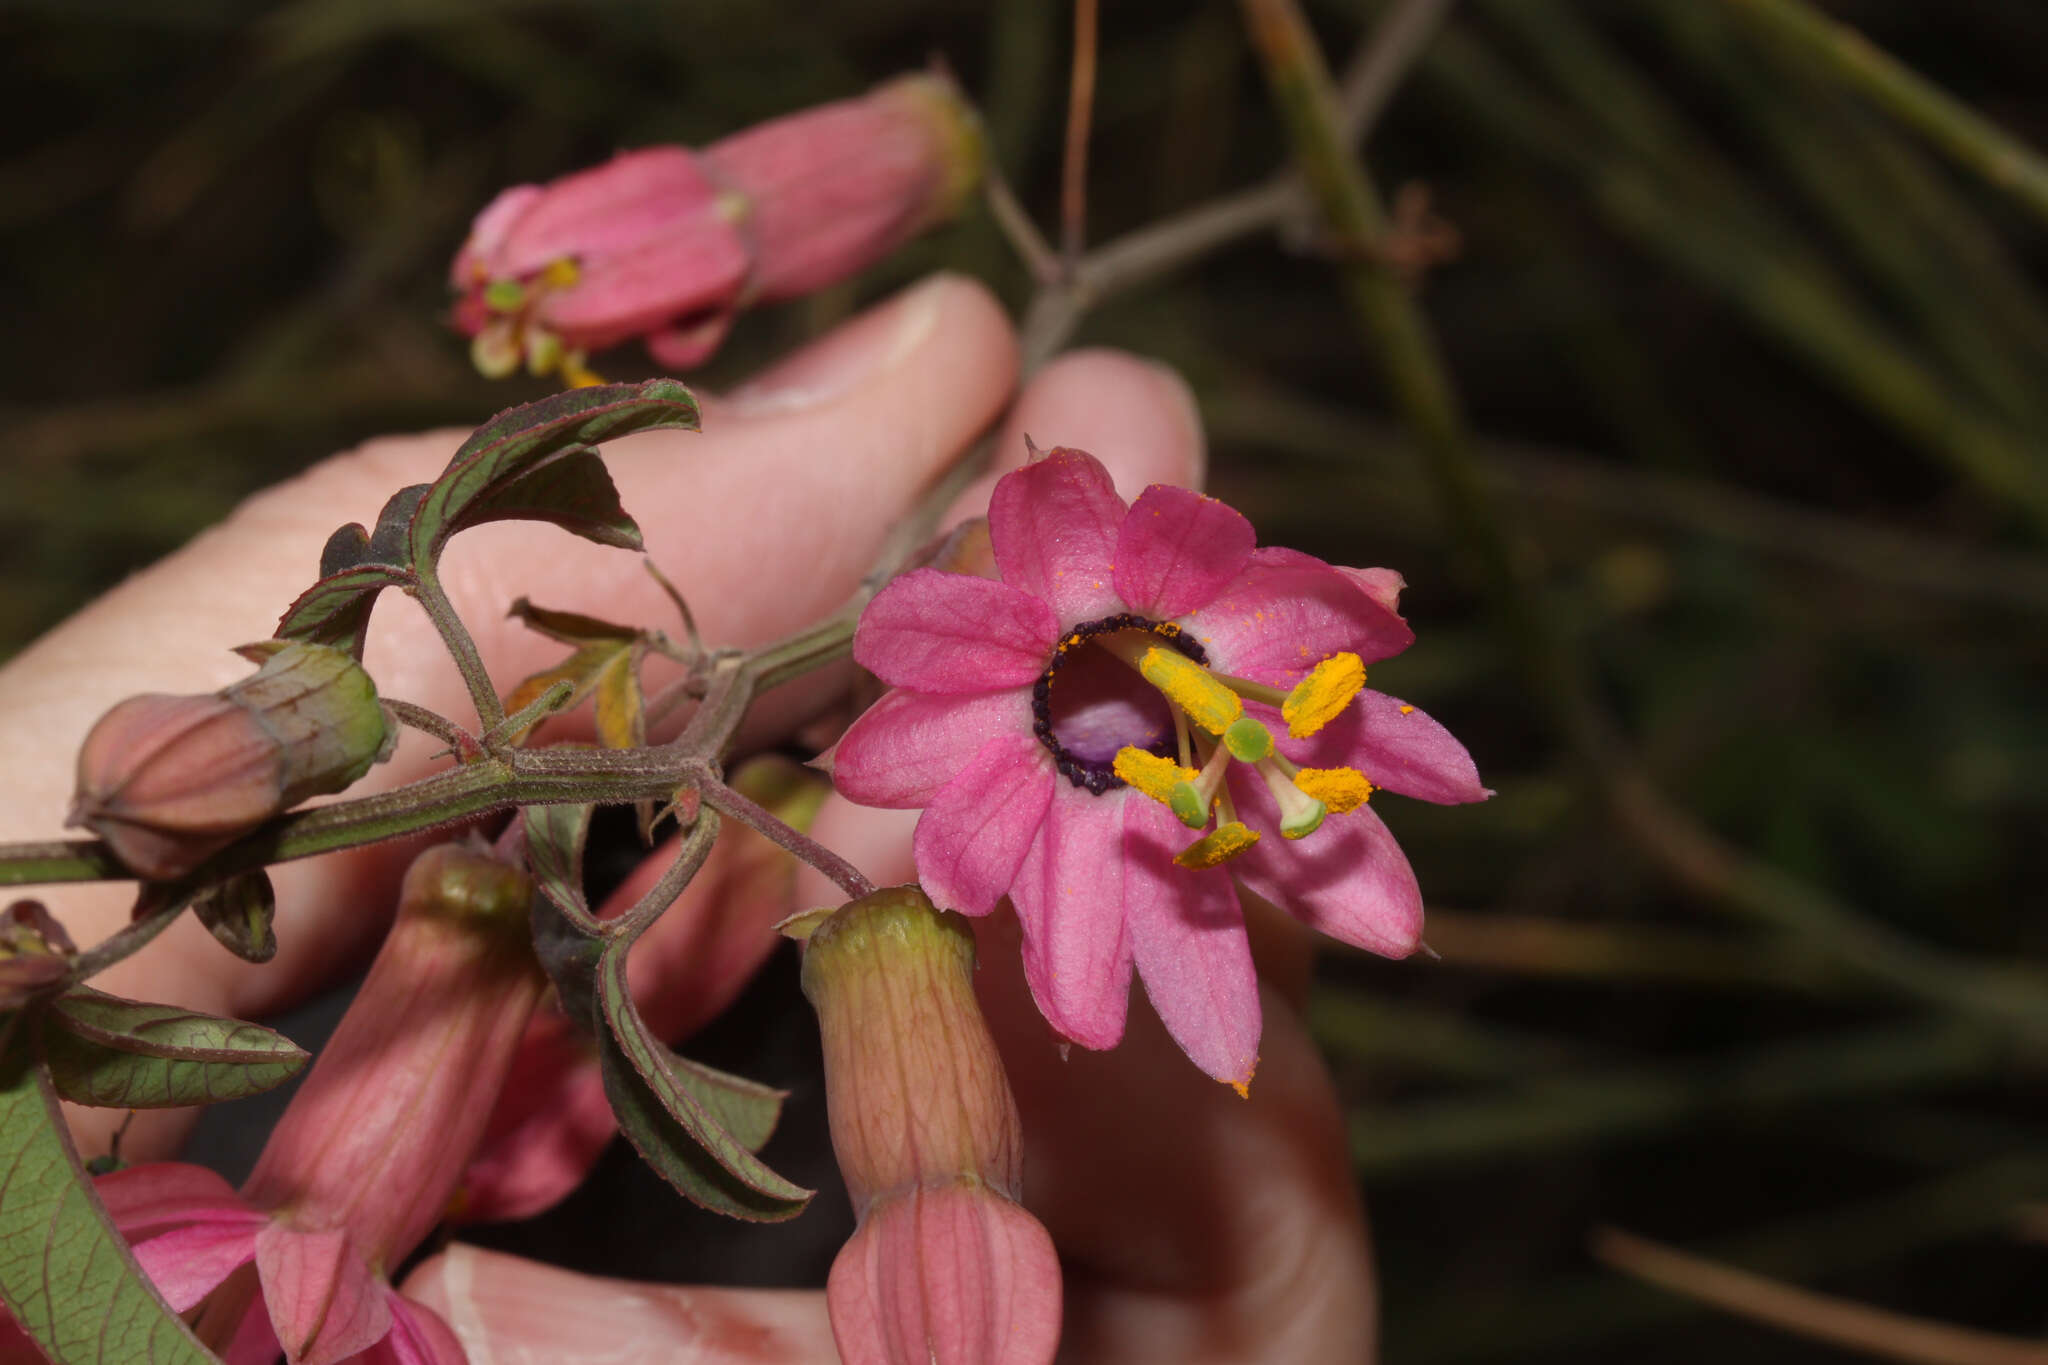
(1, 275), (1375, 1361)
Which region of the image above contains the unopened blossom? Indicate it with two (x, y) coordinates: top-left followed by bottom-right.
(69, 641), (391, 879)
(449, 73), (982, 382)
(799, 886), (1060, 1365)
(831, 448), (1487, 1090)
(0, 844), (545, 1365)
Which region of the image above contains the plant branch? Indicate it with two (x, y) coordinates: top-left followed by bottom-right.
(1718, 0), (2048, 230)
(1337, 0), (1459, 140)
(1237, 0), (2048, 1044)
(1059, 0), (1100, 264)
(1592, 1225), (2048, 1365)
(701, 779), (872, 902)
(411, 561), (506, 733)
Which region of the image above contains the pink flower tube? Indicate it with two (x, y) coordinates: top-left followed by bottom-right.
(831, 446), (1490, 1091)
(4, 843), (546, 1365)
(450, 73), (983, 380)
(800, 886), (1060, 1365)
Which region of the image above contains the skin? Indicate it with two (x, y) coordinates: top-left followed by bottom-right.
(0, 274), (1376, 1363)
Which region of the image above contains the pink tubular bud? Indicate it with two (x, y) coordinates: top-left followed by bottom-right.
(69, 641), (391, 879)
(241, 843), (544, 1273)
(449, 72), (983, 378)
(801, 886), (1060, 1365)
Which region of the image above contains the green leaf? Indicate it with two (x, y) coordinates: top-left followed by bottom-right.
(411, 380), (699, 568)
(273, 563), (412, 657)
(0, 1014), (222, 1364)
(524, 803), (604, 1027)
(190, 871), (276, 964)
(43, 988), (307, 1109)
(507, 597), (641, 646)
(665, 1053), (785, 1153)
(594, 942), (810, 1221)
(461, 450), (641, 550)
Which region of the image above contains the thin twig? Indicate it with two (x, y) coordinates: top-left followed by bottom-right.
(1593, 1226), (2048, 1365)
(984, 167), (1062, 287)
(1336, 0), (1459, 140)
(702, 779), (872, 902)
(1236, 0), (2048, 1043)
(1718, 0), (2048, 229)
(1060, 0), (1100, 265)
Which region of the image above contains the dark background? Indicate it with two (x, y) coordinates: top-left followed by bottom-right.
(6, 1), (2048, 1359)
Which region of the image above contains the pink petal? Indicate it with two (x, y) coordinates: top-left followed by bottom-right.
(913, 734), (1055, 916)
(254, 1223), (393, 1365)
(450, 1019), (613, 1225)
(1294, 690), (1490, 805)
(833, 688), (1034, 808)
(1226, 768), (1424, 959)
(1113, 484), (1256, 621)
(536, 227), (748, 342)
(855, 570), (1059, 694)
(1338, 565), (1406, 617)
(449, 183), (541, 286)
(494, 148), (718, 277)
(369, 1297), (469, 1365)
(827, 1186), (1061, 1365)
(1180, 547), (1414, 686)
(222, 1296), (283, 1365)
(96, 1162), (262, 1241)
(130, 1220), (261, 1313)
(1008, 785), (1134, 1050)
(1123, 800), (1261, 1087)
(987, 448), (1127, 624)
(644, 308), (738, 369)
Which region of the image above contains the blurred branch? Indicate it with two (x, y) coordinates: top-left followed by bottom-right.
(1238, 0), (2048, 1044)
(1413, 909), (1851, 994)
(1592, 1226), (2048, 1365)
(1422, 16), (2048, 532)
(1016, 0), (1450, 364)
(1401, 1154), (2048, 1360)
(1059, 0), (1099, 262)
(1350, 1018), (1998, 1176)
(1207, 386), (2048, 613)
(1718, 0), (2048, 229)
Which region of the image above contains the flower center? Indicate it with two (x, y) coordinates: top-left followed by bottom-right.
(1032, 614), (1207, 794)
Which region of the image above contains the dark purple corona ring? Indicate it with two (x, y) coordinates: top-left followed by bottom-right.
(1030, 613), (1206, 794)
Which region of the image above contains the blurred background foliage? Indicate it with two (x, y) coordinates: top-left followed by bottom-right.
(5, 0), (2047, 1359)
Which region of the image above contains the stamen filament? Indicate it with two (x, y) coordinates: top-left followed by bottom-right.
(1256, 759), (1327, 839)
(1207, 671), (1288, 708)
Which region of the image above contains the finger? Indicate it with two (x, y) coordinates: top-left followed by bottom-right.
(401, 1243), (837, 1364)
(7, 274), (1015, 1154)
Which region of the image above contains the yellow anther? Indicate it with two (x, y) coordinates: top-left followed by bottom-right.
(483, 278), (528, 313)
(1113, 747), (1196, 805)
(1282, 652), (1366, 738)
(542, 257), (582, 289)
(1293, 767), (1374, 814)
(1140, 647), (1243, 735)
(561, 353), (606, 388)
(1174, 821), (1259, 869)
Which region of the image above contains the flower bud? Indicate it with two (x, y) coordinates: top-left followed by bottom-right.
(69, 641), (390, 879)
(449, 72), (983, 376)
(242, 842), (543, 1272)
(801, 886), (1060, 1365)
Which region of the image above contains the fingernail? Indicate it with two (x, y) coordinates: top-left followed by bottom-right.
(726, 274), (953, 416)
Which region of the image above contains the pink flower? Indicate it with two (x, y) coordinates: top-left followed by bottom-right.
(449, 73), (982, 381)
(800, 887), (1060, 1365)
(6, 844), (545, 1364)
(831, 448), (1488, 1090)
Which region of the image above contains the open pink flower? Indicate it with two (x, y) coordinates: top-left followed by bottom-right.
(449, 73), (982, 381)
(0, 844), (545, 1365)
(831, 448), (1487, 1090)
